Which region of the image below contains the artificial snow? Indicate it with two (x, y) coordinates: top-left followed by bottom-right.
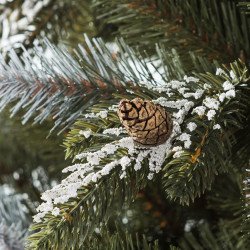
(218, 93), (226, 102)
(183, 75), (199, 83)
(173, 150), (184, 159)
(85, 110), (108, 119)
(192, 106), (206, 116)
(207, 110), (216, 120)
(213, 124), (221, 130)
(103, 127), (125, 136)
(229, 70), (236, 80)
(223, 81), (234, 91)
(79, 130), (92, 138)
(203, 97), (220, 110)
(0, 0), (51, 53)
(225, 89), (236, 99)
(187, 122), (197, 132)
(33, 69), (238, 222)
(216, 68), (225, 76)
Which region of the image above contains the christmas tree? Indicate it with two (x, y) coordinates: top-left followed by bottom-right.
(0, 0), (249, 249)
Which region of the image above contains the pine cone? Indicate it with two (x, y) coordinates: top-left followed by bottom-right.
(117, 98), (173, 146)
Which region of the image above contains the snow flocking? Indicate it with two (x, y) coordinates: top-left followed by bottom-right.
(33, 69), (237, 223)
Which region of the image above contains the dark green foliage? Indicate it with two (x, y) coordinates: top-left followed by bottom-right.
(162, 60), (250, 204)
(0, 111), (67, 201)
(93, 0), (250, 59)
(86, 231), (160, 250)
(179, 221), (246, 250)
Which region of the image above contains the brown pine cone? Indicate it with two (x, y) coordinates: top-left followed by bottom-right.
(117, 98), (173, 146)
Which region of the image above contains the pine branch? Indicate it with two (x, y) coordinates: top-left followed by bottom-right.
(207, 170), (244, 218)
(80, 230), (161, 250)
(1, 2), (249, 249)
(161, 61), (250, 204)
(179, 221), (246, 250)
(0, 220), (26, 250)
(93, 0), (250, 61)
(0, 36), (127, 133)
(0, 36), (217, 133)
(0, 185), (31, 250)
(0, 0), (94, 53)
(206, 170), (248, 248)
(162, 0), (250, 57)
(243, 166), (250, 245)
(0, 185), (31, 228)
(28, 167), (149, 249)
(27, 59), (249, 248)
(237, 1), (250, 14)
(0, 111), (67, 201)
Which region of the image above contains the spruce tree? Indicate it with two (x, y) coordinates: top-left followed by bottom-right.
(0, 0), (249, 249)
